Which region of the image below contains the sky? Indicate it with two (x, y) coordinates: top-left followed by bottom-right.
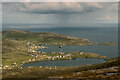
(1, 2), (118, 28)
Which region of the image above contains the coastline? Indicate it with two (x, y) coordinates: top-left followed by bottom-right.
(2, 30), (117, 69)
(1, 30), (118, 75)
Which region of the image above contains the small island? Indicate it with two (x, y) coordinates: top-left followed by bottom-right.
(97, 42), (118, 45)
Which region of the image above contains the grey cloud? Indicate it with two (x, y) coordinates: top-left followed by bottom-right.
(4, 2), (103, 14)
(2, 2), (117, 24)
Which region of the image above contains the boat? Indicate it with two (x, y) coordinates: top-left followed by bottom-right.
(59, 46), (62, 48)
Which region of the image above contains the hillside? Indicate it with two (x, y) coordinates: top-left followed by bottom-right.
(2, 30), (119, 79)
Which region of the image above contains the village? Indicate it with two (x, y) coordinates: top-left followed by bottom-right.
(1, 41), (107, 70)
(1, 36), (108, 71)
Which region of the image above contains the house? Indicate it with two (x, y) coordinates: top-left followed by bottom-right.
(0, 67), (2, 69)
(80, 51), (83, 55)
(31, 53), (38, 56)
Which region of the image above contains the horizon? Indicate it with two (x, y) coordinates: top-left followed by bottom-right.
(2, 23), (118, 30)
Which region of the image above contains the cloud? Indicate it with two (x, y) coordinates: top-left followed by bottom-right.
(109, 3), (118, 12)
(97, 15), (111, 21)
(25, 0), (30, 2)
(2, 2), (117, 25)
(0, 3), (2, 11)
(0, 3), (1, 25)
(15, 2), (103, 14)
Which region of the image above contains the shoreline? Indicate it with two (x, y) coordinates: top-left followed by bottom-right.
(2, 41), (110, 69)
(2, 59), (119, 78)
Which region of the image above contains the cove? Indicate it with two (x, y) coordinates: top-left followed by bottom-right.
(23, 58), (105, 67)
(37, 45), (118, 58)
(23, 44), (117, 67)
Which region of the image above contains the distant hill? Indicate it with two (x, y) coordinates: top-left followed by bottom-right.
(2, 30), (94, 45)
